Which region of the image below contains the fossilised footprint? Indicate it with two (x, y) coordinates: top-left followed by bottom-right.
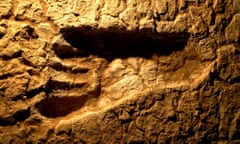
(37, 27), (191, 118)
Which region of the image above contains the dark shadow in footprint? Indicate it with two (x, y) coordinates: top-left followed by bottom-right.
(37, 96), (88, 117)
(56, 28), (190, 61)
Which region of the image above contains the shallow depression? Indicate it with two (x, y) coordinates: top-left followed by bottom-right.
(37, 28), (191, 118)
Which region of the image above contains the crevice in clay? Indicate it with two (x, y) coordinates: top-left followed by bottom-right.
(37, 96), (88, 117)
(37, 83), (101, 118)
(37, 87), (100, 117)
(56, 28), (190, 60)
(0, 108), (30, 126)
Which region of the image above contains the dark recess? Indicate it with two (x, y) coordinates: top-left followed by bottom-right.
(37, 96), (88, 117)
(0, 108), (30, 126)
(37, 82), (101, 117)
(55, 28), (190, 60)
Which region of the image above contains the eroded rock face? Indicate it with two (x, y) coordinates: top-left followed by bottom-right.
(0, 0), (240, 143)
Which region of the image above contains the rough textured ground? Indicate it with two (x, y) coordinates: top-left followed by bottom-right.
(0, 0), (240, 143)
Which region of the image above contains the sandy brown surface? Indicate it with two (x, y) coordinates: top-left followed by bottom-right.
(0, 0), (240, 143)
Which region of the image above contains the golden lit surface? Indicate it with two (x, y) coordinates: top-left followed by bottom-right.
(0, 0), (240, 143)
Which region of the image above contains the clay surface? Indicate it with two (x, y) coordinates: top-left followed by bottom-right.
(0, 0), (240, 143)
